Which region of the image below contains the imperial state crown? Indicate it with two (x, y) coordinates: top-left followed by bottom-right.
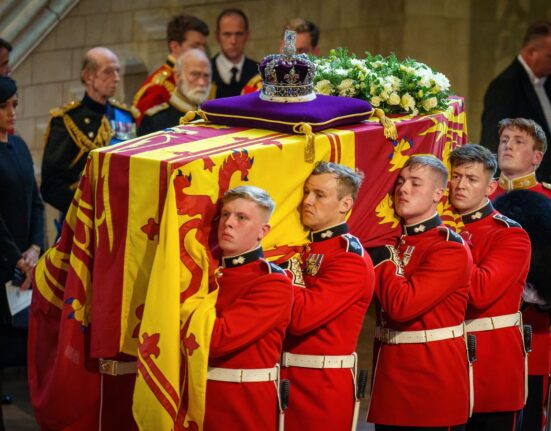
(259, 30), (317, 102)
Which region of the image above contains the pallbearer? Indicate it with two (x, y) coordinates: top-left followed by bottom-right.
(282, 162), (374, 431)
(368, 155), (472, 430)
(449, 144), (530, 431)
(204, 186), (293, 431)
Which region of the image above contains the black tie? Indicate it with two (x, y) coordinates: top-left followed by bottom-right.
(230, 66), (238, 85)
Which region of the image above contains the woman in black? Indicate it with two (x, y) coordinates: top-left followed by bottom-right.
(0, 76), (44, 430)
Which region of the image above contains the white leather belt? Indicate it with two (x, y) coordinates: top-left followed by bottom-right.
(465, 312), (521, 332)
(281, 352), (356, 369)
(207, 366), (278, 383)
(99, 359), (137, 376)
(375, 324), (464, 344)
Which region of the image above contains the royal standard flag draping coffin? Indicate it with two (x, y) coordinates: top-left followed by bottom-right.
(131, 97), (467, 429)
(132, 122), (357, 430)
(28, 159), (101, 430)
(28, 96), (467, 430)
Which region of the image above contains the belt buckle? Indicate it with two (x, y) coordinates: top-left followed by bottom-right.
(382, 329), (397, 344)
(281, 353), (289, 367)
(99, 359), (117, 376)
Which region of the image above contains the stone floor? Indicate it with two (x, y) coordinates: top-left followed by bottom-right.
(2, 367), (38, 431)
(1, 305), (377, 430)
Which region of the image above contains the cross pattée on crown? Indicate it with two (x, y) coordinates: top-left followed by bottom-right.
(283, 30), (297, 56)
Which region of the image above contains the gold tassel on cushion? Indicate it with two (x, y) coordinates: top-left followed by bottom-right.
(295, 123), (315, 163)
(374, 108), (397, 140)
(179, 110), (209, 125)
(179, 111), (197, 124)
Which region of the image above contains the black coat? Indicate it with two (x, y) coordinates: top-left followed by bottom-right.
(138, 103), (188, 136)
(480, 58), (551, 182)
(0, 135), (44, 324)
(211, 54), (259, 99)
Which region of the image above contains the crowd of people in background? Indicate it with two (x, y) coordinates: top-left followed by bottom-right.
(0, 8), (550, 431)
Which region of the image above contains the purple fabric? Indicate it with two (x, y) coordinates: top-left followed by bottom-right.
(260, 54), (313, 86)
(201, 93), (373, 133)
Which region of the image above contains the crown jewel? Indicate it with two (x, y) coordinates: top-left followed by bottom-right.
(259, 30), (317, 103)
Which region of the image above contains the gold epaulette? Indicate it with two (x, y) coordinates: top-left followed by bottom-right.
(152, 68), (172, 85)
(44, 100), (112, 168)
(49, 100), (80, 117)
(543, 182), (551, 190)
(110, 97), (139, 120)
(132, 76), (175, 107)
(152, 68), (176, 94)
(144, 102), (169, 117)
(44, 101), (81, 145)
(109, 98), (132, 113)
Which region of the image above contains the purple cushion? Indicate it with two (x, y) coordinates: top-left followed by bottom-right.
(200, 93), (373, 133)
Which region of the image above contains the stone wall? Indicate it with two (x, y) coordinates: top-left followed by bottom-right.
(8, 0), (551, 243)
(8, 0), (411, 165)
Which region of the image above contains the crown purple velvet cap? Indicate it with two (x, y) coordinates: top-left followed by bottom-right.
(199, 30), (372, 134)
(201, 92), (373, 133)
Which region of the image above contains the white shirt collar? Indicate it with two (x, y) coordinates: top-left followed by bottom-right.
(518, 54), (547, 86)
(215, 52), (245, 85)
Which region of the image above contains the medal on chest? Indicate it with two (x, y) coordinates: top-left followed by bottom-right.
(304, 253), (324, 276)
(110, 120), (137, 141)
(288, 257), (306, 287)
(400, 245), (415, 267)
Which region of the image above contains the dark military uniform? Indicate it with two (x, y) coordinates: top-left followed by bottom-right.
(211, 54), (259, 99)
(41, 93), (136, 214)
(137, 91), (198, 136)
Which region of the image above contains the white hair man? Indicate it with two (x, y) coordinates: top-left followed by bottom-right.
(138, 48), (211, 136)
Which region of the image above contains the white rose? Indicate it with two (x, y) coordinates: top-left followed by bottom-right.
(388, 92), (400, 105)
(421, 97), (438, 111)
(416, 67), (432, 88)
(315, 80), (334, 95)
(433, 72), (450, 92)
(335, 68), (349, 77)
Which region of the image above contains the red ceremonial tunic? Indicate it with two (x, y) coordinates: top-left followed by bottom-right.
(133, 56), (176, 126)
(282, 223), (374, 431)
(490, 175), (551, 378)
(490, 172), (551, 201)
(204, 248), (293, 431)
(460, 200), (531, 413)
(367, 214), (472, 427)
